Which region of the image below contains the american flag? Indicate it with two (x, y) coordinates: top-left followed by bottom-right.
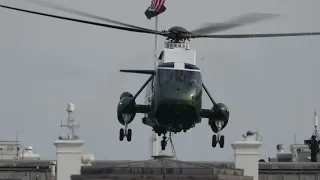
(145, 0), (167, 19)
(150, 0), (166, 11)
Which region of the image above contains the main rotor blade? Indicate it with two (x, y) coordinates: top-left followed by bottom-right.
(21, 0), (159, 33)
(192, 32), (320, 38)
(190, 13), (281, 35)
(0, 4), (166, 36)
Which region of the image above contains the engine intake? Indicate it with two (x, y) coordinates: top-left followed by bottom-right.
(117, 93), (136, 125)
(209, 103), (229, 133)
(120, 92), (133, 100)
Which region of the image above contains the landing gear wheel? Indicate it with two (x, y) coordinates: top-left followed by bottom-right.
(212, 135), (217, 147)
(161, 135), (167, 151)
(127, 129), (132, 142)
(161, 140), (166, 151)
(219, 135), (225, 148)
(119, 128), (125, 141)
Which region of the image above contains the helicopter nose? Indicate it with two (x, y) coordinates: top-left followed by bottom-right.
(159, 84), (198, 104)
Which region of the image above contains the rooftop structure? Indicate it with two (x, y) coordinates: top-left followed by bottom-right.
(71, 157), (251, 180)
(0, 141), (21, 160)
(0, 160), (55, 180)
(2, 104), (320, 180)
(70, 131), (263, 180)
(20, 146), (40, 160)
(55, 103), (83, 180)
(267, 110), (320, 163)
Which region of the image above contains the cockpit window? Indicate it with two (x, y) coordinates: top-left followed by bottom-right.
(159, 69), (173, 84)
(158, 69), (201, 85)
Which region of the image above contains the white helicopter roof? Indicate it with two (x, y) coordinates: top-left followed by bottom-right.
(158, 42), (196, 66)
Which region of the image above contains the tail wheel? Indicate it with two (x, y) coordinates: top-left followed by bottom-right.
(127, 129), (132, 142)
(212, 135), (217, 147)
(119, 128), (125, 141)
(219, 135), (225, 148)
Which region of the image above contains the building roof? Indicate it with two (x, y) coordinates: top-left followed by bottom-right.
(0, 160), (54, 172)
(72, 157), (251, 180)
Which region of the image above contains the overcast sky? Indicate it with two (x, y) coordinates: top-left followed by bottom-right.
(0, 0), (320, 161)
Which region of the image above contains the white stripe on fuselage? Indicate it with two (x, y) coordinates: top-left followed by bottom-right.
(174, 62), (185, 69)
(157, 67), (201, 72)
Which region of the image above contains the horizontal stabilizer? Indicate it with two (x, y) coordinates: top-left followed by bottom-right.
(120, 69), (155, 75)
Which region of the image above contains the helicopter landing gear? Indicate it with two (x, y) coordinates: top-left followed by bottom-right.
(119, 114), (132, 142)
(161, 134), (167, 151)
(119, 128), (132, 142)
(212, 133), (224, 148)
(212, 120), (225, 148)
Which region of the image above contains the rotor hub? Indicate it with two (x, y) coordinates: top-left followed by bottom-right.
(168, 26), (189, 33)
(165, 26), (192, 43)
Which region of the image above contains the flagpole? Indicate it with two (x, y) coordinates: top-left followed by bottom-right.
(154, 16), (158, 51)
(152, 15), (163, 157)
(153, 16), (159, 69)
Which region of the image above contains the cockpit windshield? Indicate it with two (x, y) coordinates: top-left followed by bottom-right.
(158, 68), (202, 86)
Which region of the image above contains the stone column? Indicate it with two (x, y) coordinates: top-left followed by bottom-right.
(54, 140), (84, 180)
(231, 131), (262, 180)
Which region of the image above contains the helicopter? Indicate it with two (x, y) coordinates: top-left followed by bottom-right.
(2, 0), (320, 151)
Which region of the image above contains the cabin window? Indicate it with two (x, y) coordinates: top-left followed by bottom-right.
(158, 69), (201, 85)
